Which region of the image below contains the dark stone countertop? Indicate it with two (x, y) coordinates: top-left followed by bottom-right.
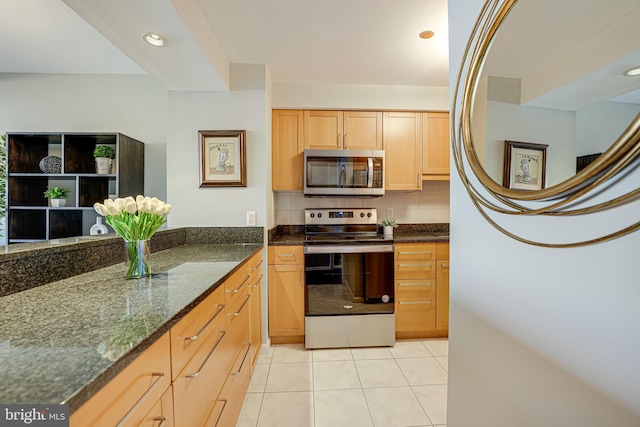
(0, 243), (262, 412)
(267, 224), (449, 245)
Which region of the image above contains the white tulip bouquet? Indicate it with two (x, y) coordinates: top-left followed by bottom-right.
(94, 195), (172, 241)
(94, 196), (172, 278)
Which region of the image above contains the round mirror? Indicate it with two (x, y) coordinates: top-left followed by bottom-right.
(473, 0), (640, 192)
(452, 0), (640, 246)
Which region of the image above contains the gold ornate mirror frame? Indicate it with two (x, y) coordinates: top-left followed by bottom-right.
(452, 0), (640, 247)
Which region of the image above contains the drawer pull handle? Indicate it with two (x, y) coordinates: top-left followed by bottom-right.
(398, 283), (432, 287)
(398, 251), (432, 255)
(228, 275), (251, 294)
(228, 294), (251, 317)
(231, 342), (252, 376)
(252, 274), (264, 288)
(153, 417), (166, 427)
(251, 259), (264, 271)
(399, 301), (433, 305)
(397, 263), (433, 267)
(116, 372), (165, 427)
(277, 253), (296, 257)
(442, 263), (449, 268)
(184, 304), (225, 341)
(212, 398), (228, 427)
(185, 331), (226, 379)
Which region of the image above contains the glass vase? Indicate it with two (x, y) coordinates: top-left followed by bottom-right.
(125, 240), (151, 279)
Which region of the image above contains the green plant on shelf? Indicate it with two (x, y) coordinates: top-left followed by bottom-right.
(379, 216), (398, 227)
(93, 145), (116, 159)
(43, 186), (71, 200)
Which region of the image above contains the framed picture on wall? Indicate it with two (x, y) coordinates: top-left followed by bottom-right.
(503, 140), (548, 191)
(198, 130), (247, 187)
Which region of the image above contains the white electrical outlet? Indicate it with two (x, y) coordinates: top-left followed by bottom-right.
(246, 211), (256, 226)
(386, 208), (394, 218)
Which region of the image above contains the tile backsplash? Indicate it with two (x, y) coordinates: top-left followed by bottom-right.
(275, 181), (449, 225)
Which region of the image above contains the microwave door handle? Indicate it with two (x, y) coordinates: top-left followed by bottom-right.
(367, 157), (373, 188)
(340, 164), (346, 187)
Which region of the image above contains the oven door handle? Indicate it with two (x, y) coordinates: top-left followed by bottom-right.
(304, 244), (393, 254)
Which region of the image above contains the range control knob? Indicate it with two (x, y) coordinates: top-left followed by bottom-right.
(317, 213), (322, 218)
(367, 212), (372, 217)
(310, 213), (315, 218)
(360, 212), (365, 217)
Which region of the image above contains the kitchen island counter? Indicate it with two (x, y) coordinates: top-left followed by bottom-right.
(0, 242), (262, 413)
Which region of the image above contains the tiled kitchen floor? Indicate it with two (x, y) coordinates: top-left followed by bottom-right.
(236, 339), (448, 427)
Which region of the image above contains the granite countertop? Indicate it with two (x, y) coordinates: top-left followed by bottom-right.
(268, 224), (449, 245)
(0, 243), (262, 412)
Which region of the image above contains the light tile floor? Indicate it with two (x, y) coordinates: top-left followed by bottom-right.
(236, 339), (448, 427)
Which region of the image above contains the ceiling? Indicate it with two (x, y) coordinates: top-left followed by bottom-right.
(0, 0), (449, 91)
(1, 0), (638, 109)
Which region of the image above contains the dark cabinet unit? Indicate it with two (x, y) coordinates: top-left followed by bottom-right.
(6, 133), (144, 243)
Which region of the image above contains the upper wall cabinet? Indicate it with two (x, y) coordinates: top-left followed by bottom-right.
(273, 110), (305, 191)
(422, 112), (450, 180)
(303, 110), (382, 150)
(383, 112), (422, 191)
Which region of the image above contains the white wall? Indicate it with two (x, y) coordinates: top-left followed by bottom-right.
(275, 181), (449, 225)
(0, 73), (168, 201)
(576, 101), (640, 155)
(166, 65), (269, 227)
(448, 2), (640, 427)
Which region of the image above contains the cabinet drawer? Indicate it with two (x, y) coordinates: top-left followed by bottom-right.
(244, 251), (264, 275)
(71, 333), (172, 427)
(395, 261), (436, 279)
(170, 285), (226, 380)
(173, 315), (235, 427)
(395, 243), (436, 261)
(137, 386), (174, 427)
(395, 299), (436, 332)
(395, 279), (435, 299)
(268, 246), (304, 265)
(225, 268), (252, 308)
(214, 342), (253, 427)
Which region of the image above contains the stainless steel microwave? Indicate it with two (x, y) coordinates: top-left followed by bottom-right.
(304, 149), (385, 197)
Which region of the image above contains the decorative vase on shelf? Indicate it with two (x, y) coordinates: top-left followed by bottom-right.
(90, 217), (109, 235)
(95, 157), (113, 175)
(50, 198), (66, 208)
(125, 240), (151, 279)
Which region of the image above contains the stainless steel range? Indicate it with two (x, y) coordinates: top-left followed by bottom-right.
(304, 208), (395, 349)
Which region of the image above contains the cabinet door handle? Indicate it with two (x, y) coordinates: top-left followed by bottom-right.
(398, 251), (432, 255)
(153, 417), (166, 427)
(185, 331), (226, 379)
(231, 342), (252, 376)
(338, 133), (342, 149)
(250, 259), (264, 271)
(277, 253), (296, 258)
(228, 294), (251, 317)
(398, 282), (432, 287)
(184, 304), (225, 341)
(228, 275), (250, 294)
(345, 134), (349, 149)
(397, 263), (433, 267)
(252, 274), (264, 288)
(116, 372), (165, 427)
(299, 173), (303, 189)
(299, 265), (303, 285)
(441, 263), (449, 268)
(417, 173), (420, 187)
(399, 300), (433, 305)
(213, 399), (228, 427)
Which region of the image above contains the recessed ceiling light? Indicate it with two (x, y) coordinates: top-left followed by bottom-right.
(419, 30), (435, 39)
(623, 66), (640, 76)
(142, 33), (167, 47)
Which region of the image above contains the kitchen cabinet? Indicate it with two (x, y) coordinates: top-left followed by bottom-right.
(304, 110), (382, 150)
(394, 242), (449, 338)
(272, 110), (305, 190)
(422, 112), (450, 180)
(268, 245), (305, 343)
(70, 333), (172, 427)
(6, 132), (144, 243)
(383, 112), (422, 191)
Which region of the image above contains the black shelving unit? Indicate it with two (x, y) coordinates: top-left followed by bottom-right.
(6, 132), (144, 243)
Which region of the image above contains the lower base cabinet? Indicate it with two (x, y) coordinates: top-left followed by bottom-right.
(71, 250), (264, 427)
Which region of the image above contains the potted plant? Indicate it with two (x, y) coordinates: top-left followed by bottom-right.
(94, 145), (116, 174)
(44, 186), (71, 207)
(380, 216), (398, 237)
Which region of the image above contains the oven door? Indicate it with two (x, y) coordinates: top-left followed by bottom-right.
(304, 244), (394, 316)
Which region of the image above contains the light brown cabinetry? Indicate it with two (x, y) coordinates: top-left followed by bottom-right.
(70, 333), (172, 427)
(71, 251), (264, 427)
(272, 110), (304, 190)
(268, 245), (305, 343)
(422, 112), (450, 180)
(304, 110), (382, 150)
(383, 112), (422, 191)
(436, 242), (450, 331)
(395, 242), (449, 339)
